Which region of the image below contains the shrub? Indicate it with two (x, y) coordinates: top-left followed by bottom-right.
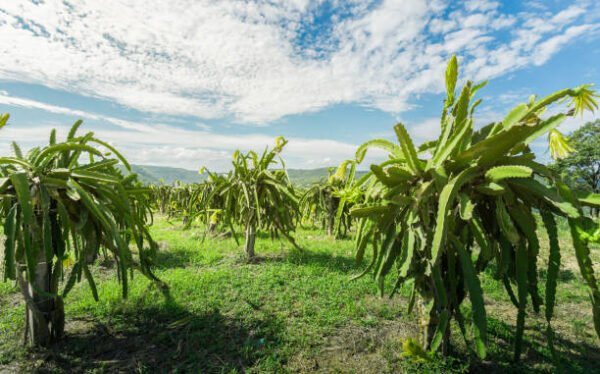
(350, 56), (600, 360)
(0, 117), (160, 346)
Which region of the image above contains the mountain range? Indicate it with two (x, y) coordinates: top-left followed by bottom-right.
(120, 164), (340, 186)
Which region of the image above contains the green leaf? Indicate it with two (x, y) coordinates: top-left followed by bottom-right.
(376, 224), (401, 293)
(540, 210), (560, 358)
(9, 172), (33, 226)
(459, 194), (475, 220)
(575, 191), (600, 208)
(475, 182), (506, 196)
(514, 240), (529, 362)
(0, 157), (30, 169)
(371, 165), (403, 187)
(0, 113), (9, 128)
(485, 165), (533, 182)
(470, 80), (488, 98)
(510, 204), (542, 312)
(62, 262), (81, 298)
(91, 137), (131, 171)
(456, 115), (565, 167)
(453, 81), (472, 131)
(3, 206), (18, 280)
(386, 166), (413, 181)
(333, 198), (347, 236)
(34, 143), (102, 167)
(23, 219), (36, 283)
(67, 179), (110, 230)
(11, 142), (23, 158)
(354, 220), (373, 266)
(74, 159), (119, 171)
(502, 104), (528, 129)
(568, 218), (600, 338)
(522, 114), (566, 146)
(456, 241), (487, 359)
(445, 55), (458, 103)
(41, 193), (53, 264)
(350, 204), (392, 218)
(430, 115), (472, 168)
(71, 170), (120, 184)
(496, 200), (520, 245)
(82, 263), (99, 301)
(351, 237), (379, 281)
(430, 166), (479, 265)
(509, 179), (580, 218)
(394, 123), (422, 173)
(67, 119), (84, 140)
(355, 139), (401, 163)
(429, 309), (450, 353)
(470, 217), (491, 264)
(398, 227), (416, 278)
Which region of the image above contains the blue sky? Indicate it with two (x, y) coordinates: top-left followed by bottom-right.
(0, 0), (599, 171)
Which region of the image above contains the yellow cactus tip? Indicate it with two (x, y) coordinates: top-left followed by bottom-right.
(399, 337), (432, 363)
(548, 130), (574, 160)
(273, 136), (288, 152)
(570, 84), (599, 117)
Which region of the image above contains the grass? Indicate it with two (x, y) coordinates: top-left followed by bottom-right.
(0, 216), (599, 373)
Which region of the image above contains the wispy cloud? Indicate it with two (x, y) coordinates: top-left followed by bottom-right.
(0, 93), (375, 170)
(0, 92), (154, 132)
(0, 0), (597, 123)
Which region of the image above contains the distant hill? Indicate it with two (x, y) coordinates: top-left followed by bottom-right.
(119, 165), (207, 185)
(286, 167), (331, 186)
(287, 168), (368, 186)
(122, 164), (367, 186)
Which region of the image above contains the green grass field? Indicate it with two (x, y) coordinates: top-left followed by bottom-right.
(1, 216), (599, 373)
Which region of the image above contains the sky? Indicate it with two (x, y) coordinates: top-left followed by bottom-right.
(0, 0), (599, 171)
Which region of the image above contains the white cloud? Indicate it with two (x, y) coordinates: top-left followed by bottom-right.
(0, 93), (374, 170)
(464, 0), (499, 13)
(0, 120), (367, 171)
(409, 118), (442, 143)
(0, 93), (154, 132)
(0, 0), (597, 123)
(533, 24), (596, 66)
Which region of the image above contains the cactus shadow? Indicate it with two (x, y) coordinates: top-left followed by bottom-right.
(28, 298), (283, 373)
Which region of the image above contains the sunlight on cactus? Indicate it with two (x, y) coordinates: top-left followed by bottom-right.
(569, 84), (599, 117)
(350, 55), (600, 362)
(548, 129), (575, 159)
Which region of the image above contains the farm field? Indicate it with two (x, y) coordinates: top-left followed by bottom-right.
(2, 2), (600, 374)
(1, 216), (598, 373)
